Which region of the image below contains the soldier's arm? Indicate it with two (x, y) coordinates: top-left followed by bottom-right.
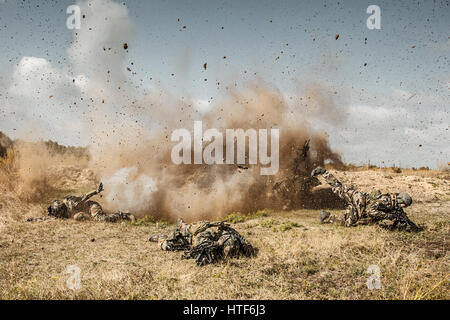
(393, 208), (419, 231)
(312, 167), (349, 201)
(369, 205), (419, 231)
(311, 167), (345, 189)
(321, 170), (344, 190)
(312, 167), (364, 207)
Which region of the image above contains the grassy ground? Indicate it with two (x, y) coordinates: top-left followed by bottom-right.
(0, 202), (448, 299)
(1, 155), (448, 299)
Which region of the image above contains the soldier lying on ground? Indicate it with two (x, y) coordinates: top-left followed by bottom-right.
(149, 219), (257, 266)
(27, 183), (135, 223)
(311, 167), (419, 231)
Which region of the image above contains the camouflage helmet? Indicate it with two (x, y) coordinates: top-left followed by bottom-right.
(397, 193), (412, 207)
(47, 200), (68, 218)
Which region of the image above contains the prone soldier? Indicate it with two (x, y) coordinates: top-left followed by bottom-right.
(37, 182), (135, 222)
(149, 218), (257, 265)
(311, 167), (419, 231)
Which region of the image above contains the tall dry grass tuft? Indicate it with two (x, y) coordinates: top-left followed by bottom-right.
(438, 162), (449, 173)
(0, 139), (92, 223)
(6, 140), (89, 202)
(2, 137), (89, 191)
(0, 149), (19, 192)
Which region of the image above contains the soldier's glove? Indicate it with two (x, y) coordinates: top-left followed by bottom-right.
(406, 221), (420, 232)
(311, 166), (326, 177)
(319, 210), (331, 224)
(97, 182), (104, 193)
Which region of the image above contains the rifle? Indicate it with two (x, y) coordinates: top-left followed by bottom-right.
(182, 239), (222, 266)
(293, 139), (310, 175)
(393, 209), (420, 232)
(181, 221), (256, 265)
(181, 221), (233, 265)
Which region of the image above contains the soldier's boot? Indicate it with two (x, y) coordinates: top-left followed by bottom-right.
(148, 234), (167, 242)
(319, 210), (331, 224)
(26, 216), (54, 222)
(223, 246), (231, 258)
(118, 212), (136, 222)
(100, 212), (136, 223)
(96, 212), (124, 222)
(74, 212), (90, 221)
(160, 239), (175, 251)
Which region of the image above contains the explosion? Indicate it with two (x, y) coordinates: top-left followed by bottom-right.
(1, 0), (347, 222)
(86, 81), (345, 221)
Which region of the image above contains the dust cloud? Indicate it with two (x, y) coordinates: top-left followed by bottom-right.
(2, 0), (347, 222)
(87, 82), (345, 221)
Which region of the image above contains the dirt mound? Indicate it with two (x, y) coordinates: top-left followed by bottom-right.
(46, 165), (96, 191)
(0, 138), (94, 224)
(0, 164), (97, 226)
(319, 169), (450, 203)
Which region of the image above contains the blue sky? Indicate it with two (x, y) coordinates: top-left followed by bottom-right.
(0, 0), (448, 167)
(1, 0), (448, 95)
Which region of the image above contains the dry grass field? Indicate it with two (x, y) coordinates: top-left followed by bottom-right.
(0, 155), (449, 299)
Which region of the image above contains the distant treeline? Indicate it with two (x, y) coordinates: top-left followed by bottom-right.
(0, 131), (88, 159)
(39, 139), (88, 158)
(325, 162), (438, 172)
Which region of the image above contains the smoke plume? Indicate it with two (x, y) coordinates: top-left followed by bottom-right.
(2, 0), (347, 222)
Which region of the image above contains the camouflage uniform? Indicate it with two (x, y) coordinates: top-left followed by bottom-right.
(317, 169), (417, 229)
(62, 191), (104, 220)
(46, 183), (135, 222)
(158, 220), (210, 251)
(154, 219), (257, 266)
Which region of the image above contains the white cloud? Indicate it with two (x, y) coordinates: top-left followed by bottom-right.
(347, 104), (393, 120)
(0, 0), (137, 146)
(326, 87), (449, 168)
(1, 56), (87, 145)
(194, 99), (212, 114)
(425, 38), (450, 52)
(67, 0), (133, 86)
